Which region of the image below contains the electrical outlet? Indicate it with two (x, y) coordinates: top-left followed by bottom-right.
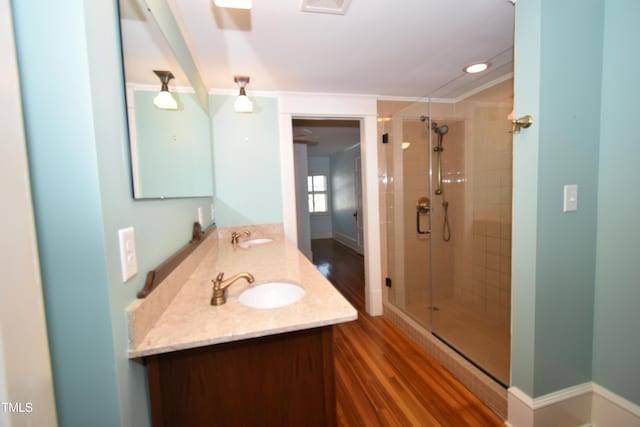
(563, 184), (578, 212)
(118, 227), (138, 282)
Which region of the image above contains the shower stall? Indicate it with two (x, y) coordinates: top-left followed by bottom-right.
(382, 77), (513, 387)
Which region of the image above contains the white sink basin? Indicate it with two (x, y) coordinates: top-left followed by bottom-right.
(238, 238), (273, 248)
(238, 282), (305, 309)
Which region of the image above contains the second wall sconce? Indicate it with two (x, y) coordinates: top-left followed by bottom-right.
(153, 70), (178, 110)
(233, 75), (253, 113)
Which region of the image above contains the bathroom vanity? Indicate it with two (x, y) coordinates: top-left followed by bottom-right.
(127, 224), (356, 427)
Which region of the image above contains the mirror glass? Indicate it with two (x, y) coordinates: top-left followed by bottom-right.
(119, 0), (213, 199)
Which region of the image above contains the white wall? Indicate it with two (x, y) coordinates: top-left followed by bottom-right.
(294, 144), (312, 259)
(330, 145), (360, 252)
(0, 2), (57, 425)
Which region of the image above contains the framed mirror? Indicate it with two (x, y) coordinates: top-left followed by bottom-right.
(118, 0), (213, 199)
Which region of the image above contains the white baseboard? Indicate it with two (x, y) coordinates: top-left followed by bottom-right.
(531, 383), (593, 410)
(508, 387), (535, 427)
(310, 231), (332, 239)
(508, 383), (639, 427)
(592, 383), (640, 427)
(332, 232), (359, 253)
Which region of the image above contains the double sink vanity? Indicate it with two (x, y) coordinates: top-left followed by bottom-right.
(127, 224), (357, 427)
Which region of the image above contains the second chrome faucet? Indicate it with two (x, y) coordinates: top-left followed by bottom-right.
(211, 272), (255, 305)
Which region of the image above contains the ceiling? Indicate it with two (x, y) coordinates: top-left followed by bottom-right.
(120, 0), (514, 155)
(122, 0), (515, 97)
(293, 119), (360, 156)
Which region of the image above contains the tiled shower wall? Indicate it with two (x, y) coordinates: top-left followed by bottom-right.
(379, 85), (513, 323)
(400, 120), (431, 308)
(463, 105), (513, 322)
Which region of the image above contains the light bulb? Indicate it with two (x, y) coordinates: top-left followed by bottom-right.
(234, 95), (253, 113)
(464, 62), (490, 74)
(153, 90), (177, 110)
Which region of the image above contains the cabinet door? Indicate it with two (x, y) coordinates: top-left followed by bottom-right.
(147, 326), (336, 427)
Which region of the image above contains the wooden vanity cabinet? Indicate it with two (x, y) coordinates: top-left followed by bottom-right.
(145, 326), (336, 427)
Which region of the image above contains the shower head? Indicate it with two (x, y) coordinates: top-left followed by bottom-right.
(428, 120), (448, 135)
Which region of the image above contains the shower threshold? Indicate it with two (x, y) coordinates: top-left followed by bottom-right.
(432, 332), (508, 389)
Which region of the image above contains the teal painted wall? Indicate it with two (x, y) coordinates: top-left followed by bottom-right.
(512, 0), (603, 397)
(511, 0), (542, 396)
(330, 146), (359, 244)
(12, 0), (213, 425)
(12, 1), (120, 425)
(532, 0), (603, 397)
(210, 94), (282, 226)
(592, 0), (640, 406)
(134, 90), (212, 198)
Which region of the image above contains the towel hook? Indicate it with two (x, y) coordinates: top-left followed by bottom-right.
(512, 115), (533, 134)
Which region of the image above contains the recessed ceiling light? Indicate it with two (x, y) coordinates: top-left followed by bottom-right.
(214, 0), (252, 9)
(464, 62), (490, 74)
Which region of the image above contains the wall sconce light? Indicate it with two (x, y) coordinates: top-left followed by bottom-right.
(153, 70), (178, 110)
(214, 0), (252, 9)
(233, 75), (253, 113)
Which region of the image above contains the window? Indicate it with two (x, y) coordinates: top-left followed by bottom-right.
(308, 175), (328, 213)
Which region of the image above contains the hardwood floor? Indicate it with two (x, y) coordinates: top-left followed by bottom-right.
(311, 239), (504, 427)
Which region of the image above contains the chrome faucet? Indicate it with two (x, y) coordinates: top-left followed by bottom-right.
(211, 272), (255, 305)
(230, 230), (251, 244)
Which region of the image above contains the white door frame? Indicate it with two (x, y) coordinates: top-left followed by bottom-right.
(1, 1), (58, 423)
(278, 93), (383, 316)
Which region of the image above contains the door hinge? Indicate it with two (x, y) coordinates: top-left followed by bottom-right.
(385, 277), (392, 288)
(382, 133), (389, 144)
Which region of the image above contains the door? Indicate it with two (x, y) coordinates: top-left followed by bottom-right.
(354, 156), (364, 254)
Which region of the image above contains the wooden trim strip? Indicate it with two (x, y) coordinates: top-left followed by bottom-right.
(137, 222), (215, 298)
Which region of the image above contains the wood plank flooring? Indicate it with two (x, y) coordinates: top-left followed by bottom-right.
(311, 239), (503, 427)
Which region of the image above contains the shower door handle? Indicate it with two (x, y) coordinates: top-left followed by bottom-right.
(416, 197), (431, 235)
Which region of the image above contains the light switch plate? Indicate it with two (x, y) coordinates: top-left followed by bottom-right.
(563, 184), (578, 212)
(198, 207), (203, 226)
(118, 227), (138, 282)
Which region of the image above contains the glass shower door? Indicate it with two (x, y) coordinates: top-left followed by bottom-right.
(429, 81), (513, 386)
(382, 77), (513, 387)
(383, 103), (433, 329)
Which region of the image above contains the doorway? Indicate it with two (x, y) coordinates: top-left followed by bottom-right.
(277, 92), (382, 315)
(292, 118), (364, 262)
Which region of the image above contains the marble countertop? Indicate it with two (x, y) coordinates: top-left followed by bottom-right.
(127, 228), (357, 358)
